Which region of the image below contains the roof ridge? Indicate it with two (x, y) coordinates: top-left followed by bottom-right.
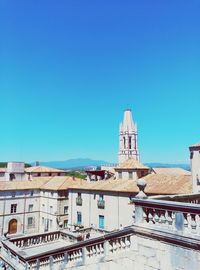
(39, 176), (57, 189)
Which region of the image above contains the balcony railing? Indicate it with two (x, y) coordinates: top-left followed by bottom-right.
(1, 228), (133, 269)
(150, 193), (200, 204)
(1, 221), (200, 270)
(97, 199), (105, 209)
(9, 230), (77, 248)
(76, 197), (82, 206)
(132, 198), (200, 235)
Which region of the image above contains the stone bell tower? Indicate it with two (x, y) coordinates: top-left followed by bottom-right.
(118, 109), (139, 164)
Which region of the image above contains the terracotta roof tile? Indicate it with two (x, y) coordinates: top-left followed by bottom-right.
(0, 174), (192, 195)
(25, 166), (65, 173)
(116, 158), (149, 170)
(152, 167), (191, 176)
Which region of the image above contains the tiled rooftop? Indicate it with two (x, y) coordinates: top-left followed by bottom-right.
(116, 158), (149, 170)
(152, 167), (191, 176)
(25, 166), (65, 173)
(0, 173), (192, 195)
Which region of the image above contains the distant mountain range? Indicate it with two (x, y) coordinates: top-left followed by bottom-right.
(32, 158), (109, 169)
(32, 158), (190, 171)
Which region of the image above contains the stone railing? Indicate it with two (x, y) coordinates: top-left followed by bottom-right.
(132, 198), (200, 235)
(1, 228), (134, 269)
(0, 242), (28, 270)
(10, 230), (77, 249)
(151, 193), (200, 204)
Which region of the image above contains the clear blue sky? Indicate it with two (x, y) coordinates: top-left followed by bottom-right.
(0, 0), (200, 163)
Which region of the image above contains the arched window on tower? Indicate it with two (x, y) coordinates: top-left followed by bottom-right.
(129, 136), (132, 149)
(123, 137), (126, 148)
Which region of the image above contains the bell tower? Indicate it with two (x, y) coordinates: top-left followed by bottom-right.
(118, 109), (139, 163)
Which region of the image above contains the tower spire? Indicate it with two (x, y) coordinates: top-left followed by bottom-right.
(118, 109), (139, 163)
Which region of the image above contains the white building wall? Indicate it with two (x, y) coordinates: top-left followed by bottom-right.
(0, 190), (40, 235)
(0, 189), (63, 236)
(115, 171), (138, 181)
(39, 190), (59, 233)
(68, 190), (133, 231)
(190, 148), (200, 193)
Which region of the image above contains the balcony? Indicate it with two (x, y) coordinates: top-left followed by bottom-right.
(76, 197), (82, 206)
(97, 199), (105, 209)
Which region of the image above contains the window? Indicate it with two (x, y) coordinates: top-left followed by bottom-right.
(64, 220), (68, 228)
(9, 173), (15, 181)
(123, 137), (126, 148)
(28, 204), (33, 212)
(30, 191), (34, 196)
(50, 219), (53, 228)
(76, 193), (82, 205)
(190, 151), (194, 159)
(77, 212), (82, 225)
(99, 194), (104, 201)
(28, 217), (34, 227)
(11, 192), (15, 198)
(51, 192), (54, 197)
(10, 204), (17, 213)
(42, 217), (44, 225)
(129, 136), (132, 149)
(64, 206), (68, 214)
(128, 172), (133, 179)
(99, 215), (104, 229)
(197, 175), (200, 186)
(50, 206), (53, 214)
(118, 172), (122, 179)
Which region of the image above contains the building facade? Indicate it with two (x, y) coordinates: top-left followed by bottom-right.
(189, 142), (200, 193)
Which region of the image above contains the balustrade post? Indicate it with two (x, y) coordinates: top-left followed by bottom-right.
(25, 262), (30, 270)
(134, 179), (148, 224)
(64, 251), (68, 264)
(175, 212), (184, 231)
(103, 240), (108, 257)
(49, 255), (54, 270)
(130, 234), (138, 251)
(82, 247), (86, 264)
(36, 259), (40, 270)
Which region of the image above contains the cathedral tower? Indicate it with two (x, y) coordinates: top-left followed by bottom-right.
(118, 109), (139, 163)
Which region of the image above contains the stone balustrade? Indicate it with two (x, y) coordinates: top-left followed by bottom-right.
(1, 219), (200, 270)
(0, 243), (28, 270)
(152, 193), (200, 204)
(132, 198), (200, 235)
(10, 231), (76, 249)
(0, 228), (134, 269)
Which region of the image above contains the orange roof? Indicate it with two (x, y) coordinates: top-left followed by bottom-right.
(152, 167), (191, 176)
(25, 166), (65, 173)
(0, 174), (192, 195)
(116, 158), (149, 170)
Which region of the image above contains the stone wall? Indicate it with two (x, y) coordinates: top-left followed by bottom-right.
(64, 231), (200, 270)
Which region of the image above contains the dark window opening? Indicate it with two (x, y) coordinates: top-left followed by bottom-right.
(9, 173), (15, 181)
(129, 136), (132, 149)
